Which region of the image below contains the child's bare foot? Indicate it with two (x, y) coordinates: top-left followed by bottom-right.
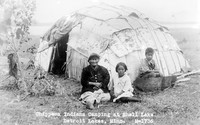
(86, 102), (94, 110)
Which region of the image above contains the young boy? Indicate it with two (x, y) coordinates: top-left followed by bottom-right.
(139, 47), (161, 78)
(135, 47), (177, 92)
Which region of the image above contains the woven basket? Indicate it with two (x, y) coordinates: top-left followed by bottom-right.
(133, 76), (177, 92)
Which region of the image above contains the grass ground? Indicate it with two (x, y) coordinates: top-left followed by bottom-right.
(0, 27), (200, 125)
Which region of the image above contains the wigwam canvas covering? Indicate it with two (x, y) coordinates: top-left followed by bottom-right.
(35, 4), (190, 82)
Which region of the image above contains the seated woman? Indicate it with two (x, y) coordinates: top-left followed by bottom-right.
(134, 47), (177, 92)
(111, 62), (141, 103)
(79, 53), (111, 109)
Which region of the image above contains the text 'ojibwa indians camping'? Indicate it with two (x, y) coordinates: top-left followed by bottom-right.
(35, 4), (190, 82)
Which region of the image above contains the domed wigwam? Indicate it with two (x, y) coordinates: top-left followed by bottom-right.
(35, 3), (190, 82)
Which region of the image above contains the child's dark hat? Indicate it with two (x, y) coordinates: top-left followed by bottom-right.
(145, 47), (154, 54)
(88, 53), (100, 62)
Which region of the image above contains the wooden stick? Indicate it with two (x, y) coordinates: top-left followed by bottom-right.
(177, 69), (200, 79)
(176, 77), (191, 83)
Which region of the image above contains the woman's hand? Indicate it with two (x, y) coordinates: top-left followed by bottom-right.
(89, 82), (102, 88)
(94, 82), (102, 88)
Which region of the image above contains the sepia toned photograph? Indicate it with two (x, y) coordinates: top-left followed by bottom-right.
(0, 0), (200, 124)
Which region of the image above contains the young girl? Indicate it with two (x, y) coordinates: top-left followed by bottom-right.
(111, 62), (141, 103)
